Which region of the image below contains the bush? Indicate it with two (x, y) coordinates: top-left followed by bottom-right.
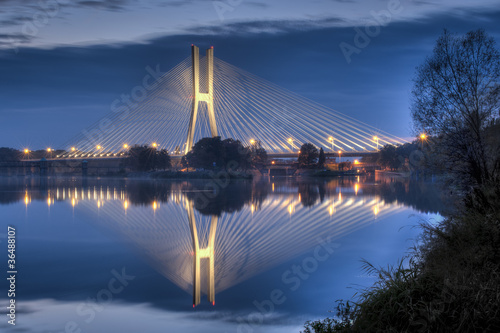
(303, 185), (500, 332)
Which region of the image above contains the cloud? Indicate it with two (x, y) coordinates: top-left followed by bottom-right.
(184, 17), (348, 36)
(75, 0), (131, 11)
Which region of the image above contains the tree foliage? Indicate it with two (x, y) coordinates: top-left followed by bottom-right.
(249, 141), (268, 169)
(298, 143), (319, 168)
(127, 145), (171, 171)
(318, 147), (326, 168)
(183, 137), (267, 170)
(411, 29), (500, 186)
(0, 148), (21, 162)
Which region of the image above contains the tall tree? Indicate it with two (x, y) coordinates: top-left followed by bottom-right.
(411, 29), (500, 186)
(317, 147), (326, 168)
(298, 143), (319, 168)
(249, 141), (268, 169)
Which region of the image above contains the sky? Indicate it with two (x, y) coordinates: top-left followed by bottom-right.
(1, 0), (500, 150)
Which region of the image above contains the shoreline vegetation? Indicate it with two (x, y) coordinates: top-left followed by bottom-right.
(302, 29), (500, 332)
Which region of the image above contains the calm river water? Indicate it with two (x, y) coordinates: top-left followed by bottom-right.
(0, 175), (444, 333)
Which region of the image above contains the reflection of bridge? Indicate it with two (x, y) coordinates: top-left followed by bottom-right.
(16, 180), (407, 307)
(53, 45), (406, 159)
(9, 175), (445, 306)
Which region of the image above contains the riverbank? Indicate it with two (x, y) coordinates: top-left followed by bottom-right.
(302, 182), (500, 332)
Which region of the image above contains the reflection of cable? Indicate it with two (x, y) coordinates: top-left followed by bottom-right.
(61, 54), (407, 156)
(60, 187), (406, 302)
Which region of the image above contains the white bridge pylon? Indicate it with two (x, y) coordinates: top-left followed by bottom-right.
(185, 45), (218, 154)
(187, 204), (217, 307)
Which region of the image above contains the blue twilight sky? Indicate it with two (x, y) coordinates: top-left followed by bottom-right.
(1, 0), (500, 150)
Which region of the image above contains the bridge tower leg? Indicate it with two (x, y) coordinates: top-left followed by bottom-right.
(187, 205), (218, 307)
(185, 45), (218, 154)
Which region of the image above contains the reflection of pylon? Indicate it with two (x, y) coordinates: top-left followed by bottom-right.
(187, 205), (217, 307)
(185, 45), (217, 154)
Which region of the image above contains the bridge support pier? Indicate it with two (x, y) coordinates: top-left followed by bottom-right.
(185, 45), (218, 154)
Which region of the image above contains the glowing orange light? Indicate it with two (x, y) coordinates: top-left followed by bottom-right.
(354, 184), (359, 195)
(71, 147), (76, 151)
(373, 206), (379, 216)
(420, 133), (427, 140)
(250, 139), (255, 145)
(123, 144), (128, 149)
(96, 145), (102, 150)
(24, 149), (29, 154)
(373, 136), (378, 141)
(354, 160), (359, 165)
(47, 148), (52, 152)
(71, 198), (76, 207)
(153, 201), (158, 210)
(288, 138), (293, 143)
(338, 150), (342, 154)
(271, 161), (275, 165)
(124, 201), (129, 210)
(329, 137), (333, 141)
(152, 142), (158, 148)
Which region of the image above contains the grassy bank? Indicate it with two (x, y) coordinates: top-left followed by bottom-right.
(303, 184), (500, 332)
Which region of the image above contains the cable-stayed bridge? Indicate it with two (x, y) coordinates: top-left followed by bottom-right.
(58, 45), (407, 159)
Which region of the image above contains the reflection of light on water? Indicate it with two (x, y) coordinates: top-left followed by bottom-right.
(24, 191), (30, 206)
(272, 183), (275, 192)
(21, 182), (408, 307)
(354, 184), (359, 195)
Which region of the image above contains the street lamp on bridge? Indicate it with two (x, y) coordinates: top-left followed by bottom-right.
(338, 150), (342, 163)
(288, 138), (294, 152)
(329, 136), (335, 152)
